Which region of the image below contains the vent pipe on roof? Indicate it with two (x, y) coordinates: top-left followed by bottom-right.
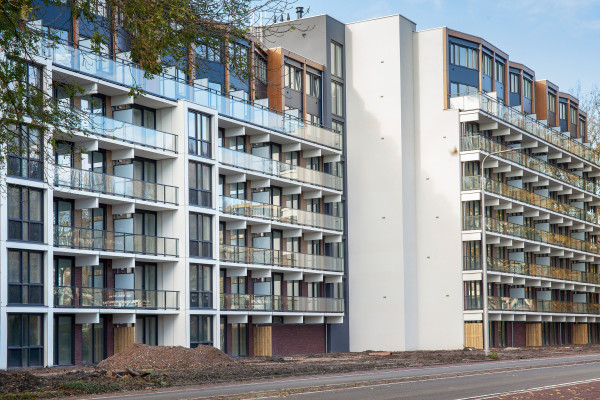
(296, 6), (304, 19)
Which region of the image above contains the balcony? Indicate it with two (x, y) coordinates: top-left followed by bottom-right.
(220, 244), (344, 273)
(85, 113), (177, 153)
(220, 293), (344, 313)
(462, 176), (600, 225)
(54, 166), (178, 205)
(450, 93), (596, 167)
(219, 148), (343, 191)
(484, 296), (599, 315)
(464, 216), (600, 255)
(487, 257), (600, 285)
(54, 286), (179, 309)
(462, 135), (600, 198)
(220, 196), (343, 231)
(54, 225), (178, 257)
(50, 42), (342, 150)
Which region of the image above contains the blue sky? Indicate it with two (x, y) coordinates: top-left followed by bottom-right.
(295, 0), (600, 94)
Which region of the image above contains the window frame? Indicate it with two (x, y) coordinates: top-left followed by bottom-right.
(189, 161), (212, 208)
(331, 81), (343, 117)
(330, 41), (343, 78)
(7, 313), (44, 369)
(188, 111), (212, 158)
(7, 125), (43, 181)
(7, 185), (44, 243)
(7, 250), (44, 305)
(190, 264), (213, 309)
(190, 213), (213, 258)
(190, 315), (213, 347)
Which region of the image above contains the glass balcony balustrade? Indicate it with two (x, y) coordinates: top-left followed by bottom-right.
(220, 196), (343, 231)
(487, 257), (600, 285)
(487, 296), (600, 314)
(450, 92), (598, 167)
(50, 42), (342, 150)
(462, 176), (600, 225)
(220, 148), (343, 190)
(463, 216), (600, 255)
(220, 293), (344, 313)
(54, 165), (178, 205)
(461, 135), (600, 199)
(54, 225), (179, 257)
(220, 244), (344, 273)
(84, 113), (177, 152)
(54, 286), (179, 309)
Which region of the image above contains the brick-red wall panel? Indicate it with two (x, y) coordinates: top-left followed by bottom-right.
(272, 325), (325, 356)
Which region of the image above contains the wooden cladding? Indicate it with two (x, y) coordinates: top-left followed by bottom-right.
(253, 326), (272, 357)
(114, 326), (135, 354)
(526, 323), (542, 347)
(464, 323), (483, 349)
(573, 324), (588, 345)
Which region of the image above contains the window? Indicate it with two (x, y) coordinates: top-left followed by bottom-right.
(307, 114), (320, 126)
(7, 314), (43, 368)
(231, 323), (248, 356)
(580, 118), (586, 137)
(81, 94), (105, 116)
(463, 241), (481, 270)
(254, 54), (267, 83)
(229, 182), (245, 199)
(135, 316), (158, 346)
(112, 104), (155, 129)
(495, 61), (505, 84)
(308, 282), (322, 297)
(559, 102), (567, 120)
(81, 318), (105, 364)
(190, 264), (213, 308)
(482, 53), (492, 77)
(307, 198), (320, 213)
(464, 281), (482, 310)
(8, 125), (43, 180)
(8, 250), (43, 305)
(188, 111), (212, 158)
(286, 194), (299, 209)
(307, 157), (320, 171)
(8, 185), (43, 242)
(228, 136), (245, 152)
(305, 73), (321, 98)
(332, 81), (343, 117)
(197, 43), (222, 62)
(284, 64), (302, 91)
(523, 79), (532, 99)
(190, 213), (212, 258)
(509, 73), (520, 94)
(548, 93), (556, 113)
(330, 41), (343, 78)
(55, 315), (73, 365)
(450, 82), (477, 96)
(332, 120), (343, 134)
(190, 315), (213, 347)
(189, 162), (212, 207)
(570, 106), (577, 123)
(449, 43), (478, 70)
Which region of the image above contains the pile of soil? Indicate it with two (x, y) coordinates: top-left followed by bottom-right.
(97, 343), (234, 371)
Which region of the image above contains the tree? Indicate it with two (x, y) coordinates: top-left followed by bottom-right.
(0, 0), (299, 182)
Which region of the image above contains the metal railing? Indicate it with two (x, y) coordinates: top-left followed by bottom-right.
(220, 293), (344, 312)
(54, 286), (179, 309)
(461, 135), (600, 199)
(219, 148), (343, 191)
(463, 216), (600, 255)
(462, 176), (600, 225)
(220, 244), (344, 272)
(487, 296), (600, 314)
(54, 225), (179, 257)
(50, 41), (342, 150)
(450, 92), (596, 166)
(220, 196), (343, 231)
(54, 165), (178, 205)
(487, 257), (600, 285)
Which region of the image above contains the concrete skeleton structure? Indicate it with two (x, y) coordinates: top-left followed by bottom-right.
(1, 5), (597, 368)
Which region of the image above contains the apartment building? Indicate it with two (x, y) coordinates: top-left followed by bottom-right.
(0, 5), (346, 369)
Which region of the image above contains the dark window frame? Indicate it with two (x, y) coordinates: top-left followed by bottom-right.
(190, 264), (213, 309)
(7, 185), (44, 243)
(189, 161), (212, 208)
(7, 313), (44, 368)
(7, 249), (44, 305)
(188, 111), (212, 158)
(190, 315), (213, 347)
(190, 213), (213, 258)
(8, 125), (43, 181)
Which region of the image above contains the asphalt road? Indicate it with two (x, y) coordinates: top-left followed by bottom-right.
(86, 353), (600, 400)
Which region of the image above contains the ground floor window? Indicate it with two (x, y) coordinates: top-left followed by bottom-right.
(135, 316), (158, 346)
(488, 321), (507, 348)
(7, 313), (43, 368)
(55, 315), (73, 365)
(190, 315), (213, 347)
(82, 318), (105, 364)
(542, 322), (572, 346)
(220, 317), (227, 353)
(589, 324), (600, 344)
(231, 323), (248, 357)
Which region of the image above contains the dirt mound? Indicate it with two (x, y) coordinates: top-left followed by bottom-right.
(97, 343), (234, 371)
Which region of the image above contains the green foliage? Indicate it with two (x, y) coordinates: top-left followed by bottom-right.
(59, 380), (120, 394)
(487, 351), (499, 360)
